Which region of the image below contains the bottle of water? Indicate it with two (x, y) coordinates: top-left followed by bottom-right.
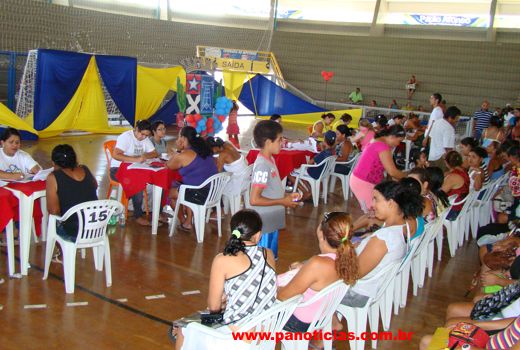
(108, 214), (118, 226)
(119, 213), (126, 227)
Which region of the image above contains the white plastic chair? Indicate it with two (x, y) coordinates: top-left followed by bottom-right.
(469, 175), (508, 238)
(433, 195), (458, 263)
(410, 217), (445, 297)
(442, 192), (475, 257)
(182, 295), (303, 350)
(4, 219), (15, 276)
(337, 263), (400, 350)
(169, 173), (231, 243)
(393, 223), (431, 314)
(42, 200), (124, 294)
(282, 280), (349, 350)
(223, 164), (253, 215)
(328, 153), (360, 200)
(292, 156), (337, 207)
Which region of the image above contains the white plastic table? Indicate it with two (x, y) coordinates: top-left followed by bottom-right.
(5, 185), (47, 275)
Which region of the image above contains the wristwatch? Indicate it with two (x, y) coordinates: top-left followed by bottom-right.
(461, 344), (471, 350)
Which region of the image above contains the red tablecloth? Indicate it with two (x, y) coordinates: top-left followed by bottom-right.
(2, 181), (45, 235)
(115, 162), (182, 205)
(0, 188), (16, 232)
(246, 150), (316, 180)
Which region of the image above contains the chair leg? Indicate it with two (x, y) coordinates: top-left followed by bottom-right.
(222, 196), (230, 215)
(93, 246), (104, 271)
(216, 205), (222, 237)
(322, 178), (329, 204)
(194, 207), (206, 243)
(43, 235), (57, 280)
(427, 241), (434, 278)
(169, 199), (182, 237)
(104, 239), (112, 287)
(329, 176), (337, 193)
(31, 220), (39, 244)
(6, 220), (15, 276)
(436, 228), (444, 261)
(311, 181), (319, 207)
(62, 243), (77, 294)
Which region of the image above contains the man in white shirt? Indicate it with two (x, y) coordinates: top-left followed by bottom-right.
(110, 120), (158, 226)
(422, 93), (444, 147)
(428, 106), (461, 171)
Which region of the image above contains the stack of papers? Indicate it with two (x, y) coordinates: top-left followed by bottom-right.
(127, 162), (164, 172)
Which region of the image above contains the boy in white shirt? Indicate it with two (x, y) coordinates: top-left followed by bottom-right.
(110, 120), (158, 226)
(0, 127), (40, 180)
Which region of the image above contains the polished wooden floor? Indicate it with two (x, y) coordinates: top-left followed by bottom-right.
(0, 118), (479, 349)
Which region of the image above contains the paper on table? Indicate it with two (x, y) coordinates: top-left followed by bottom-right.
(32, 168), (53, 181)
(127, 162), (164, 172)
(0, 180), (7, 187)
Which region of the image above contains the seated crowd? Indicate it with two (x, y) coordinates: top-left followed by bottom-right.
(1, 97), (520, 349)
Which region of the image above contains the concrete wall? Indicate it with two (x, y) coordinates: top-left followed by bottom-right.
(1, 0), (519, 114)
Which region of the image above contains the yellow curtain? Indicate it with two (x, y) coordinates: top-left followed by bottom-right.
(222, 71), (248, 100)
(0, 103), (38, 134)
(135, 66), (185, 122)
(38, 57), (114, 138)
(257, 109), (362, 129)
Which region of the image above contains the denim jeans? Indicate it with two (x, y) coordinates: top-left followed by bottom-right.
(110, 167), (144, 218)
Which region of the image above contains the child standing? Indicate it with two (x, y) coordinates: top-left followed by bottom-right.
(226, 100), (240, 148)
(249, 120), (300, 259)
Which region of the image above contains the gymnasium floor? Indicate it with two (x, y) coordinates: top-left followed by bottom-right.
(0, 117), (479, 349)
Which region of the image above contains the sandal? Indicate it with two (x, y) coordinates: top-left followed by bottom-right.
(52, 252), (62, 264)
(177, 223), (192, 231)
(167, 325), (178, 344)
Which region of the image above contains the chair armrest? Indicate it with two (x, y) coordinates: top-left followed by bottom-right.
(335, 155), (359, 166)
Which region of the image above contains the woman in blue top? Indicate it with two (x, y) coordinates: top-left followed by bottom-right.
(288, 130), (336, 201)
(167, 126), (217, 230)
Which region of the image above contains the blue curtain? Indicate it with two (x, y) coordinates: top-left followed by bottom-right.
(148, 95), (179, 125)
(33, 49), (91, 131)
(96, 55), (137, 125)
(239, 74), (324, 116)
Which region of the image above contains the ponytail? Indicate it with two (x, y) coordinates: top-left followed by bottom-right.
(320, 212), (359, 285)
(426, 166), (450, 207)
(223, 210), (263, 256)
(180, 126), (213, 158)
(336, 237), (360, 285)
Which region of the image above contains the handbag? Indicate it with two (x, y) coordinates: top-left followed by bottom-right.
(471, 281), (520, 320)
(448, 322), (490, 348)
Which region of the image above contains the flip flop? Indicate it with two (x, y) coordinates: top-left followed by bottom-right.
(167, 325), (177, 344)
(177, 223), (192, 231)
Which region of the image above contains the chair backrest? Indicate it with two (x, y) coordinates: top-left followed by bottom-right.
(103, 140), (117, 168)
(314, 156), (337, 181)
(298, 280), (349, 333)
(237, 295), (303, 349)
(198, 172), (231, 207)
(58, 200), (124, 247)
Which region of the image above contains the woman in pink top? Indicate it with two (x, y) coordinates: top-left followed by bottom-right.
(351, 119), (375, 151)
(277, 212), (359, 347)
(350, 125), (407, 212)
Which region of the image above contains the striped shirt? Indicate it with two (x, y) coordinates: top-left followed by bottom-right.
(487, 316), (520, 349)
(223, 245), (276, 325)
(474, 109), (493, 134)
